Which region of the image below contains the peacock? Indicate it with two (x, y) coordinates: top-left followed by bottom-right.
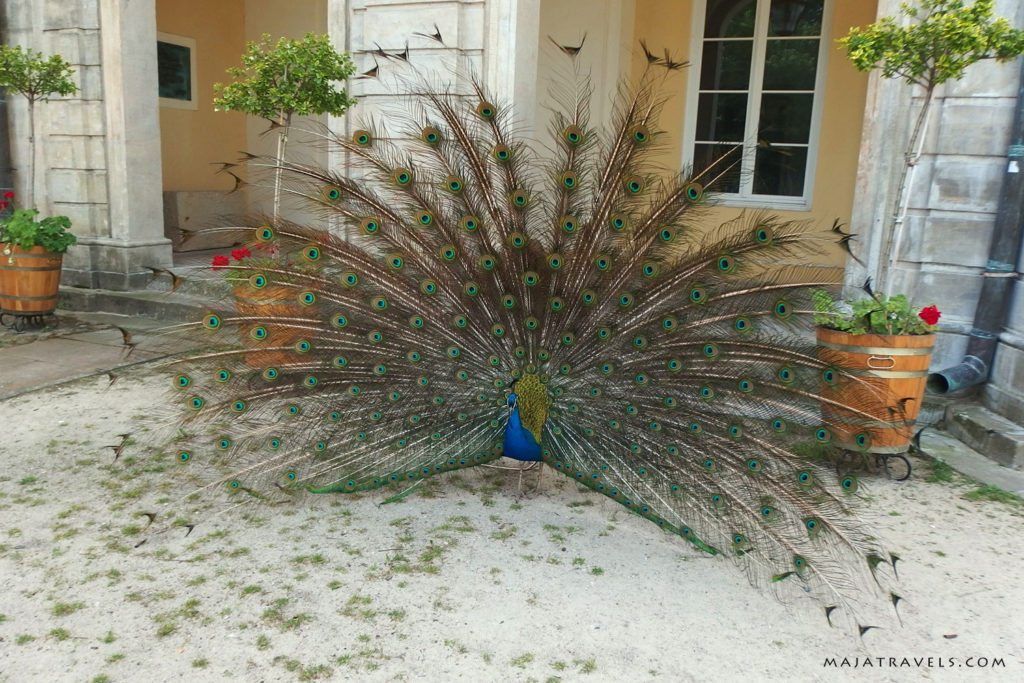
(153, 45), (899, 634)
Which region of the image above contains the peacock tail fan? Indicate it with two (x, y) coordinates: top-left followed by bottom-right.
(149, 49), (899, 633)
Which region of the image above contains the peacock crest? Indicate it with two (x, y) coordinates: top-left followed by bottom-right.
(148, 43), (900, 634)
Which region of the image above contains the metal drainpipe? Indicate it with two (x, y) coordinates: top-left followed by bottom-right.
(928, 57), (1024, 393)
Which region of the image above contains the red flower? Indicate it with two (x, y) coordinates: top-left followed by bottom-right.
(0, 201), (7, 210)
(211, 254), (230, 270)
(230, 247), (252, 261)
(2, 191), (13, 199)
(918, 305), (941, 326)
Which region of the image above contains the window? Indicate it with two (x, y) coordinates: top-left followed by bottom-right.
(157, 33), (197, 110)
(685, 0), (831, 208)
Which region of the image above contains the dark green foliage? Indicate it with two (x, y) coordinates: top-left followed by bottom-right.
(841, 0), (1024, 87)
(0, 210), (76, 253)
(812, 289), (938, 335)
(0, 44), (77, 101)
(213, 33), (356, 122)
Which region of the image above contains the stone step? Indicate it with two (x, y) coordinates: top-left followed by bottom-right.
(59, 285), (223, 324)
(944, 403), (1024, 470)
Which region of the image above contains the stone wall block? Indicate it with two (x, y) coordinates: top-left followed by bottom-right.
(47, 169), (108, 205)
(988, 342), (1024, 414)
(899, 212), (994, 267)
(70, 65), (105, 101)
(361, 2), (465, 48)
(60, 238), (170, 290)
(903, 155), (935, 211)
(891, 267), (983, 321)
(52, 202), (109, 238)
(458, 1), (485, 50)
(933, 99), (1016, 157)
(43, 100), (106, 136)
(927, 157), (1005, 213)
(44, 0), (100, 30)
(47, 29), (103, 67)
(1003, 278), (1024, 333)
(46, 136), (106, 170)
(945, 59), (1021, 98)
(929, 329), (969, 371)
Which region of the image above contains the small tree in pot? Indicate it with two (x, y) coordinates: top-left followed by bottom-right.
(840, 0), (1024, 292)
(213, 33), (357, 220)
(0, 46), (78, 328)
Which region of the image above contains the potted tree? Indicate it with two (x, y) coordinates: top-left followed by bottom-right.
(840, 0), (1024, 292)
(812, 289), (940, 454)
(0, 45), (78, 329)
(209, 34), (354, 360)
(213, 33), (357, 220)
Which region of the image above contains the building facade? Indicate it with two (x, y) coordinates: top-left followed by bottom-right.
(2, 0), (1023, 421)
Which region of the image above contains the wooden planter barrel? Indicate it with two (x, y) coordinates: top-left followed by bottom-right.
(0, 244), (63, 315)
(816, 328), (934, 454)
(233, 283), (313, 367)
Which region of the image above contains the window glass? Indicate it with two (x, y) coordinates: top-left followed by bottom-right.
(705, 0), (757, 37)
(157, 41), (192, 101)
(768, 0), (823, 37)
(690, 0), (827, 203)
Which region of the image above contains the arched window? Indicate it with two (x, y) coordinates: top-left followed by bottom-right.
(685, 0), (831, 208)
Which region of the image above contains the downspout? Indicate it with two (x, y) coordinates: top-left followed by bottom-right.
(928, 57), (1024, 393)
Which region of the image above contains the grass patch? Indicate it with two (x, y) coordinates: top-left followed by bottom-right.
(925, 460), (956, 484)
(52, 601), (85, 617)
(510, 652), (535, 668)
(963, 485), (1024, 507)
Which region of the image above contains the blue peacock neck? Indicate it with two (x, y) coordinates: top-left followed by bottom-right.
(503, 373), (548, 461)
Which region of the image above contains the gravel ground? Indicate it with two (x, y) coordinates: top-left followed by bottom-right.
(1, 370), (1022, 682)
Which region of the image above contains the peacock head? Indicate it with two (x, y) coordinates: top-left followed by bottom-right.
(508, 372), (549, 444)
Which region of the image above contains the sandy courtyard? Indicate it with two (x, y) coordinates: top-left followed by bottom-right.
(1, 371), (1022, 682)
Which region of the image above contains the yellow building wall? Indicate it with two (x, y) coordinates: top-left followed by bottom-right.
(242, 0), (329, 217)
(630, 0), (877, 267)
(156, 0), (327, 196)
(156, 0), (247, 192)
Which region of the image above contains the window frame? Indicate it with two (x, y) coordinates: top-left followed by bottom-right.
(157, 32), (198, 111)
(682, 0), (834, 211)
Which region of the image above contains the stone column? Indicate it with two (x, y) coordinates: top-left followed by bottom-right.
(62, 0), (171, 290)
(484, 0), (540, 128)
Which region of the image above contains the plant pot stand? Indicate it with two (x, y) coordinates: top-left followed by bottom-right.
(832, 447), (913, 481)
(0, 310), (56, 331)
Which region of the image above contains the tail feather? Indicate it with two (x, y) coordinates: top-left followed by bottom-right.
(142, 51), (901, 633)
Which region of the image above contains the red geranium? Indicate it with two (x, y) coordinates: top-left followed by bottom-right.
(231, 247), (252, 261)
(211, 254), (230, 270)
(918, 305), (941, 326)
(2, 191), (13, 199)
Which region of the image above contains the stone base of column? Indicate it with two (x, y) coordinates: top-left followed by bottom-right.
(61, 236), (173, 291)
